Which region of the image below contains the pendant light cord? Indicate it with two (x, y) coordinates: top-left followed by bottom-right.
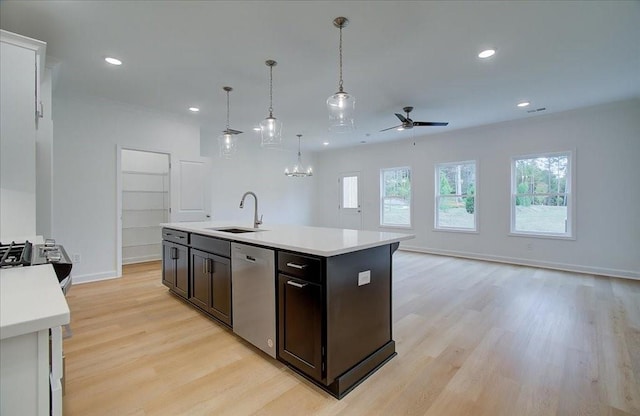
(226, 89), (230, 130)
(269, 64), (274, 117)
(338, 25), (344, 93)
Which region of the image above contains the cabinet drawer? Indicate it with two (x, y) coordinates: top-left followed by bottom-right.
(162, 228), (189, 245)
(278, 251), (322, 283)
(191, 234), (231, 258)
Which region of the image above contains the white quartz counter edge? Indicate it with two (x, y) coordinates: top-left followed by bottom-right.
(161, 222), (415, 257)
(0, 264), (70, 340)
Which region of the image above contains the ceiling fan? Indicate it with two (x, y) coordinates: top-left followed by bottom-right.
(380, 106), (449, 132)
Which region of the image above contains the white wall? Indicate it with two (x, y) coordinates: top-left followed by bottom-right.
(53, 94), (201, 282)
(312, 99), (640, 279)
(200, 129), (316, 226)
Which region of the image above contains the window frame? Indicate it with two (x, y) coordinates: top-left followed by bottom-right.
(379, 166), (413, 229)
(434, 160), (478, 233)
(510, 150), (575, 239)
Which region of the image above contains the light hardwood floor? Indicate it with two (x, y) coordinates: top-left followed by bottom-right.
(62, 251), (640, 415)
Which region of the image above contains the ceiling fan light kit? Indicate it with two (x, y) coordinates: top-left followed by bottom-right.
(218, 86), (242, 159)
(260, 59), (283, 147)
(284, 134), (313, 177)
(327, 16), (356, 133)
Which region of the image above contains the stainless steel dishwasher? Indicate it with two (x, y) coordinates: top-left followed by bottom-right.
(231, 242), (276, 358)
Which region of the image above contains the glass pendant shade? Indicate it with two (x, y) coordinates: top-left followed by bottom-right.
(285, 134), (313, 177)
(260, 116), (283, 146)
(218, 132), (237, 159)
(260, 60), (283, 146)
(327, 17), (355, 133)
(327, 91), (355, 133)
(218, 86), (242, 159)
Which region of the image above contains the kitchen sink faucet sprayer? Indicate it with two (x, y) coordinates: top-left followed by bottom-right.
(239, 191), (262, 228)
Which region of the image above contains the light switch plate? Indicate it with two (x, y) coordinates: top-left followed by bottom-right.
(358, 270), (371, 286)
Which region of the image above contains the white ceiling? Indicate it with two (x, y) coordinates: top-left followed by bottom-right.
(1, 1), (639, 151)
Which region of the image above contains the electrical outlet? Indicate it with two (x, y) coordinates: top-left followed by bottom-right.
(358, 270), (371, 286)
(72, 253), (81, 263)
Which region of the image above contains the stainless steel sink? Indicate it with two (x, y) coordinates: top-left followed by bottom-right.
(206, 227), (263, 234)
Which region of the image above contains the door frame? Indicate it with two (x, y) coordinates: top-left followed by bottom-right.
(116, 145), (172, 278)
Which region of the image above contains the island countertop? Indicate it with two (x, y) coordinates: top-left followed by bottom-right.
(0, 264), (70, 340)
(161, 222), (415, 257)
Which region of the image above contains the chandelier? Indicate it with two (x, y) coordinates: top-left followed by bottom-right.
(285, 134), (313, 177)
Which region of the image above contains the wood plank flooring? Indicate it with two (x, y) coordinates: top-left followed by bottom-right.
(62, 252), (640, 415)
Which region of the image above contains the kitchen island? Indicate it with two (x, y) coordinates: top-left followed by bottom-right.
(161, 221), (414, 398)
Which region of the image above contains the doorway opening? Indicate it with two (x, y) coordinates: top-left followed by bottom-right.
(119, 148), (170, 267)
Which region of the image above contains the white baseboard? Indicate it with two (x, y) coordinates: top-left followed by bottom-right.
(399, 245), (640, 280)
(71, 270), (120, 285)
(123, 255), (161, 265)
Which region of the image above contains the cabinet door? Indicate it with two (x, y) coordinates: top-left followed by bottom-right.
(174, 244), (189, 298)
(208, 255), (231, 326)
(190, 249), (209, 310)
(278, 274), (323, 381)
(162, 241), (175, 289)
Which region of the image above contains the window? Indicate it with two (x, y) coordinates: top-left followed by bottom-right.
(380, 167), (411, 227)
(341, 175), (359, 209)
(511, 152), (572, 237)
(435, 161), (476, 231)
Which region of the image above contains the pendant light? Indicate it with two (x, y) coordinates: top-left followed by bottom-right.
(327, 17), (355, 133)
(259, 60), (283, 146)
(218, 86), (242, 159)
(285, 134), (313, 177)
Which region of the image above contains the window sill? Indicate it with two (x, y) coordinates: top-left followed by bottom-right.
(379, 224), (413, 230)
(433, 227), (478, 234)
(508, 231), (575, 241)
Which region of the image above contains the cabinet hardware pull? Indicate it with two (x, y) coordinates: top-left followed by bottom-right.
(208, 259), (214, 274)
(176, 236), (185, 239)
(244, 255), (256, 263)
(203, 259), (207, 274)
(286, 262), (307, 270)
(171, 247), (178, 260)
(286, 280), (307, 288)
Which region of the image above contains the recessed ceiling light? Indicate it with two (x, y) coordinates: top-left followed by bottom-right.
(478, 49), (496, 59)
(323, 142), (329, 146)
(253, 127), (262, 131)
(517, 101), (530, 108)
(188, 107), (200, 112)
(105, 57), (122, 66)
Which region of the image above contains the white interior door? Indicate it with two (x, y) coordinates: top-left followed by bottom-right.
(171, 158), (211, 222)
(338, 172), (362, 230)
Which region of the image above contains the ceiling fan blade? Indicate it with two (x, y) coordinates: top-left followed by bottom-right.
(395, 113), (408, 123)
(413, 121), (449, 127)
(380, 124), (402, 132)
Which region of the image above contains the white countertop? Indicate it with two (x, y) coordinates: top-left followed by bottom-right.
(0, 265), (70, 340)
(162, 222), (415, 256)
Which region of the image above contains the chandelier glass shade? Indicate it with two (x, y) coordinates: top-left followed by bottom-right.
(260, 60), (283, 146)
(327, 17), (355, 133)
(285, 134), (313, 177)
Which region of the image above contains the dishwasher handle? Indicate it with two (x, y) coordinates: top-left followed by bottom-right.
(240, 255), (257, 263)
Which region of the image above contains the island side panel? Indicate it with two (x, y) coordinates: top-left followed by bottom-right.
(325, 244), (393, 384)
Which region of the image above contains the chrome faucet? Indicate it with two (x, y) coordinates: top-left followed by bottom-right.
(239, 191), (262, 228)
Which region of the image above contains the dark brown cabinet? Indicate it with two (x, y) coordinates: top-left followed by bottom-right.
(190, 249), (231, 326)
(162, 240), (188, 299)
(277, 246), (396, 399)
(188, 234), (232, 327)
(278, 273), (323, 381)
